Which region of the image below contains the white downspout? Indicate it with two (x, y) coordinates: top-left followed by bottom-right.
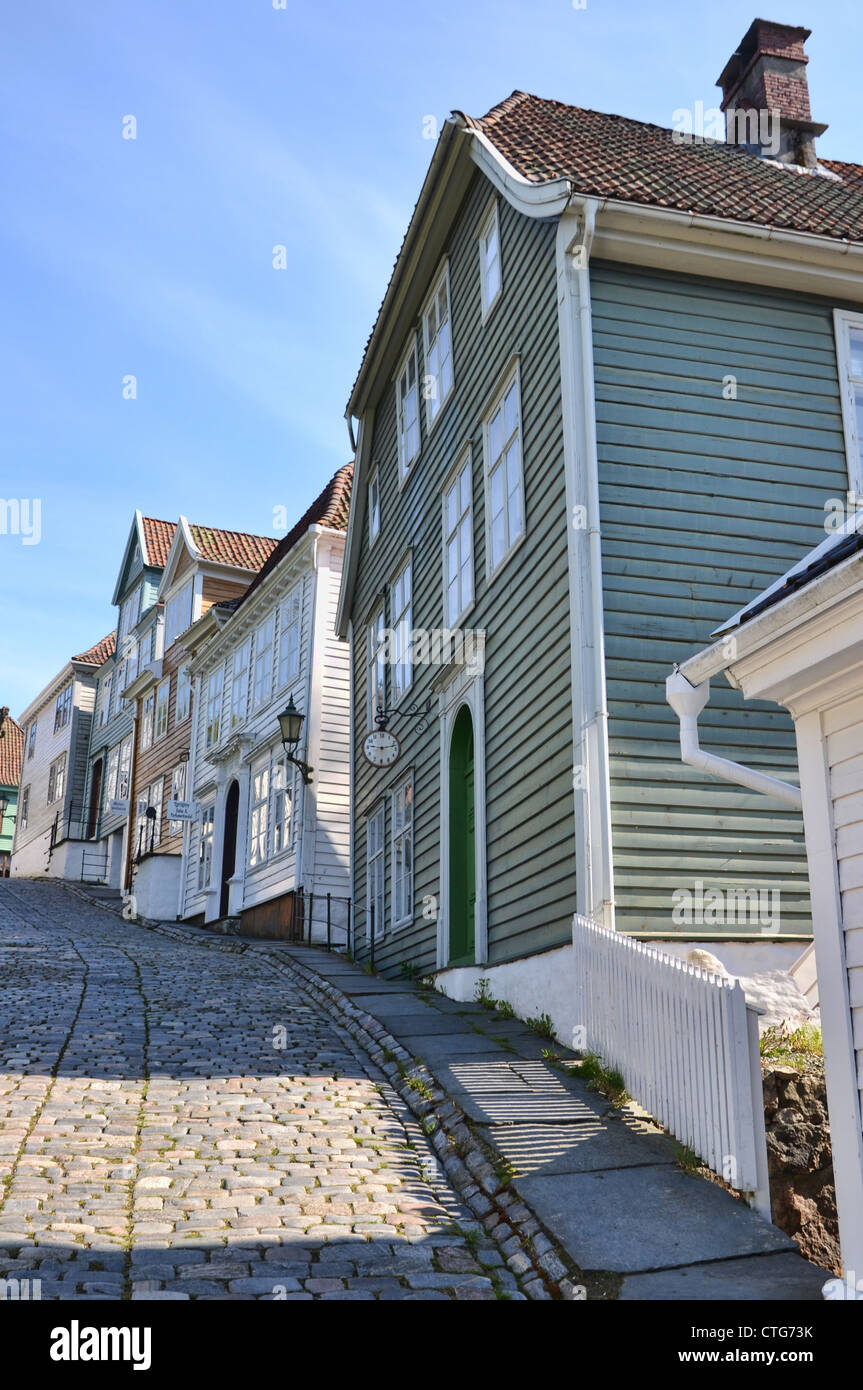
(666, 669), (802, 808)
(557, 197), (615, 927)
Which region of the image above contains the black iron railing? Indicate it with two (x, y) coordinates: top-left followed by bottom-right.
(293, 889), (352, 953)
(48, 801), (88, 852)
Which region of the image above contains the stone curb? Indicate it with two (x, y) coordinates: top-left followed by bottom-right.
(66, 887), (585, 1301)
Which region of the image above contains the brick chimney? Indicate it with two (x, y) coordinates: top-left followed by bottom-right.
(717, 19), (827, 167)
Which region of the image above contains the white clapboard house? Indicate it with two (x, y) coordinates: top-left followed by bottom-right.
(179, 466), (352, 940)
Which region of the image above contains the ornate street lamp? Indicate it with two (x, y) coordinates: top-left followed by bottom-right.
(0, 795), (9, 821)
(277, 696), (314, 784)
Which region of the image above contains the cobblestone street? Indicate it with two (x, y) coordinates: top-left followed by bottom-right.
(0, 880), (517, 1300)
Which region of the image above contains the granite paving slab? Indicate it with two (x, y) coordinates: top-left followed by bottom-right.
(618, 1250), (828, 1300)
(515, 1165), (796, 1273)
(477, 1114), (679, 1175)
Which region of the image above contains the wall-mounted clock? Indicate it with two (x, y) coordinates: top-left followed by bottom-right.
(363, 728), (401, 767)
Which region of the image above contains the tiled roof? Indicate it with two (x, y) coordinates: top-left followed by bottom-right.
(0, 715), (24, 789)
(822, 160), (863, 195)
(462, 91), (863, 242)
(238, 464), (353, 608)
(141, 515), (278, 573)
(141, 517), (176, 568)
(72, 632), (117, 666)
(188, 525), (279, 572)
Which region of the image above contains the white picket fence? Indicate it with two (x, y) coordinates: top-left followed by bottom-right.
(572, 915), (770, 1216)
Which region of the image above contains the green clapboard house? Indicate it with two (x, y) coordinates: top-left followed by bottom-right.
(335, 20), (863, 1023)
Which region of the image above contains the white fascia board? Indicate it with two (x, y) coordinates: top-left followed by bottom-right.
(466, 130), (572, 217)
(589, 199), (863, 301)
(346, 120), (467, 418)
(16, 661), (78, 726)
(335, 410), (372, 639)
(156, 517), (197, 601)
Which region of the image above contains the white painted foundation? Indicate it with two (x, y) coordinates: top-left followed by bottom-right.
(435, 934), (816, 1045)
(132, 855), (182, 923)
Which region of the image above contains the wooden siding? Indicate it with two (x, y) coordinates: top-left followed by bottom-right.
(200, 574), (248, 617)
(350, 171), (575, 974)
(84, 564), (163, 844)
(824, 695), (863, 1120)
(305, 545), (351, 899)
(129, 571), (251, 864)
(129, 644), (194, 862)
(591, 263), (850, 936)
(182, 537), (349, 922)
(10, 670), (97, 876)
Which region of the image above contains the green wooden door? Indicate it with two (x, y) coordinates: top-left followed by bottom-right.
(449, 705), (475, 964)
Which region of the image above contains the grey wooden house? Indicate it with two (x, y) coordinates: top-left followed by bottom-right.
(335, 20), (863, 1018)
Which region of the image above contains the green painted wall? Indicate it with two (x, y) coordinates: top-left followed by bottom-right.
(0, 786), (18, 857)
(350, 170), (575, 975)
(591, 262), (851, 937)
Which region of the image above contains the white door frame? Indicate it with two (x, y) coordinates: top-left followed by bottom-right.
(435, 647), (487, 970)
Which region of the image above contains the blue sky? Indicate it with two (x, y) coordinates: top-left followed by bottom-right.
(2, 0), (860, 714)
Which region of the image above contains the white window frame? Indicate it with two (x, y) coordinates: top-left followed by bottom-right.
(230, 639), (251, 731)
(164, 580), (193, 650)
(98, 673), (112, 727)
(422, 261), (454, 432)
(482, 359), (526, 580)
(367, 802), (385, 940)
(105, 745), (120, 802)
(175, 666), (191, 724)
(117, 735), (133, 799)
(834, 309), (863, 496)
(252, 615), (274, 709)
(367, 604), (386, 729)
(27, 722), (36, 758)
(278, 593), (301, 691)
(205, 667), (223, 749)
(391, 773), (414, 929)
(442, 447), (474, 627)
(54, 684), (72, 732)
(136, 777), (163, 855)
(154, 677), (170, 742)
(391, 555), (413, 706)
(140, 691), (155, 750)
(20, 785), (29, 830)
(478, 197), (502, 320)
(368, 468), (381, 546)
(248, 761), (270, 868)
(198, 805), (215, 890)
(169, 761), (188, 835)
(119, 586), (141, 641)
(396, 337), (421, 480)
(271, 755), (293, 857)
(47, 752), (67, 805)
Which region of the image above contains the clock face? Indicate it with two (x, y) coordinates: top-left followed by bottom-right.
(363, 729), (401, 767)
